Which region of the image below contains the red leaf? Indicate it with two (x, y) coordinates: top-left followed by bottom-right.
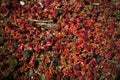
(83, 43), (89, 51)
(52, 10), (58, 18)
(34, 2), (40, 8)
(70, 0), (75, 5)
(105, 52), (113, 60)
(53, 52), (59, 57)
(45, 68), (54, 79)
(79, 76), (85, 80)
(28, 57), (36, 68)
(88, 76), (94, 80)
(87, 18), (95, 27)
(45, 56), (50, 64)
(45, 0), (51, 7)
(17, 44), (24, 52)
(46, 39), (53, 46)
(88, 58), (97, 69)
(5, 22), (11, 28)
(41, 45), (49, 51)
(16, 53), (22, 59)
(69, 23), (77, 35)
(100, 61), (107, 67)
(63, 48), (69, 56)
(62, 68), (72, 76)
(117, 54), (120, 62)
(74, 56), (80, 63)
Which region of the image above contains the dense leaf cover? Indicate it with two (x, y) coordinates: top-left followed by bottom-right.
(0, 0), (120, 80)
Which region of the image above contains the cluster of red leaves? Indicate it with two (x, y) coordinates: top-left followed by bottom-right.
(0, 0), (120, 80)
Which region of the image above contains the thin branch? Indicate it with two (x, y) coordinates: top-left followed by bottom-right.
(28, 18), (53, 23)
(36, 23), (58, 28)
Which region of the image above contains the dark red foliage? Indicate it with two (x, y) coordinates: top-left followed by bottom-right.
(1, 0), (120, 80)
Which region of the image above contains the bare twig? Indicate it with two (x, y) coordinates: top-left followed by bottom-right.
(36, 23), (58, 28)
(28, 18), (58, 30)
(28, 18), (53, 23)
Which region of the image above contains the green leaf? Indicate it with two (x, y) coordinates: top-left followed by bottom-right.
(81, 10), (86, 14)
(107, 39), (111, 43)
(73, 13), (78, 18)
(58, 10), (62, 14)
(9, 59), (18, 68)
(39, 54), (45, 65)
(0, 43), (7, 53)
(40, 74), (45, 80)
(113, 10), (120, 20)
(88, 5), (93, 11)
(115, 73), (120, 80)
(113, 10), (120, 16)
(104, 8), (110, 13)
(13, 73), (18, 78)
(39, 55), (45, 61)
(68, 64), (72, 68)
(87, 34), (92, 38)
(0, 36), (4, 42)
